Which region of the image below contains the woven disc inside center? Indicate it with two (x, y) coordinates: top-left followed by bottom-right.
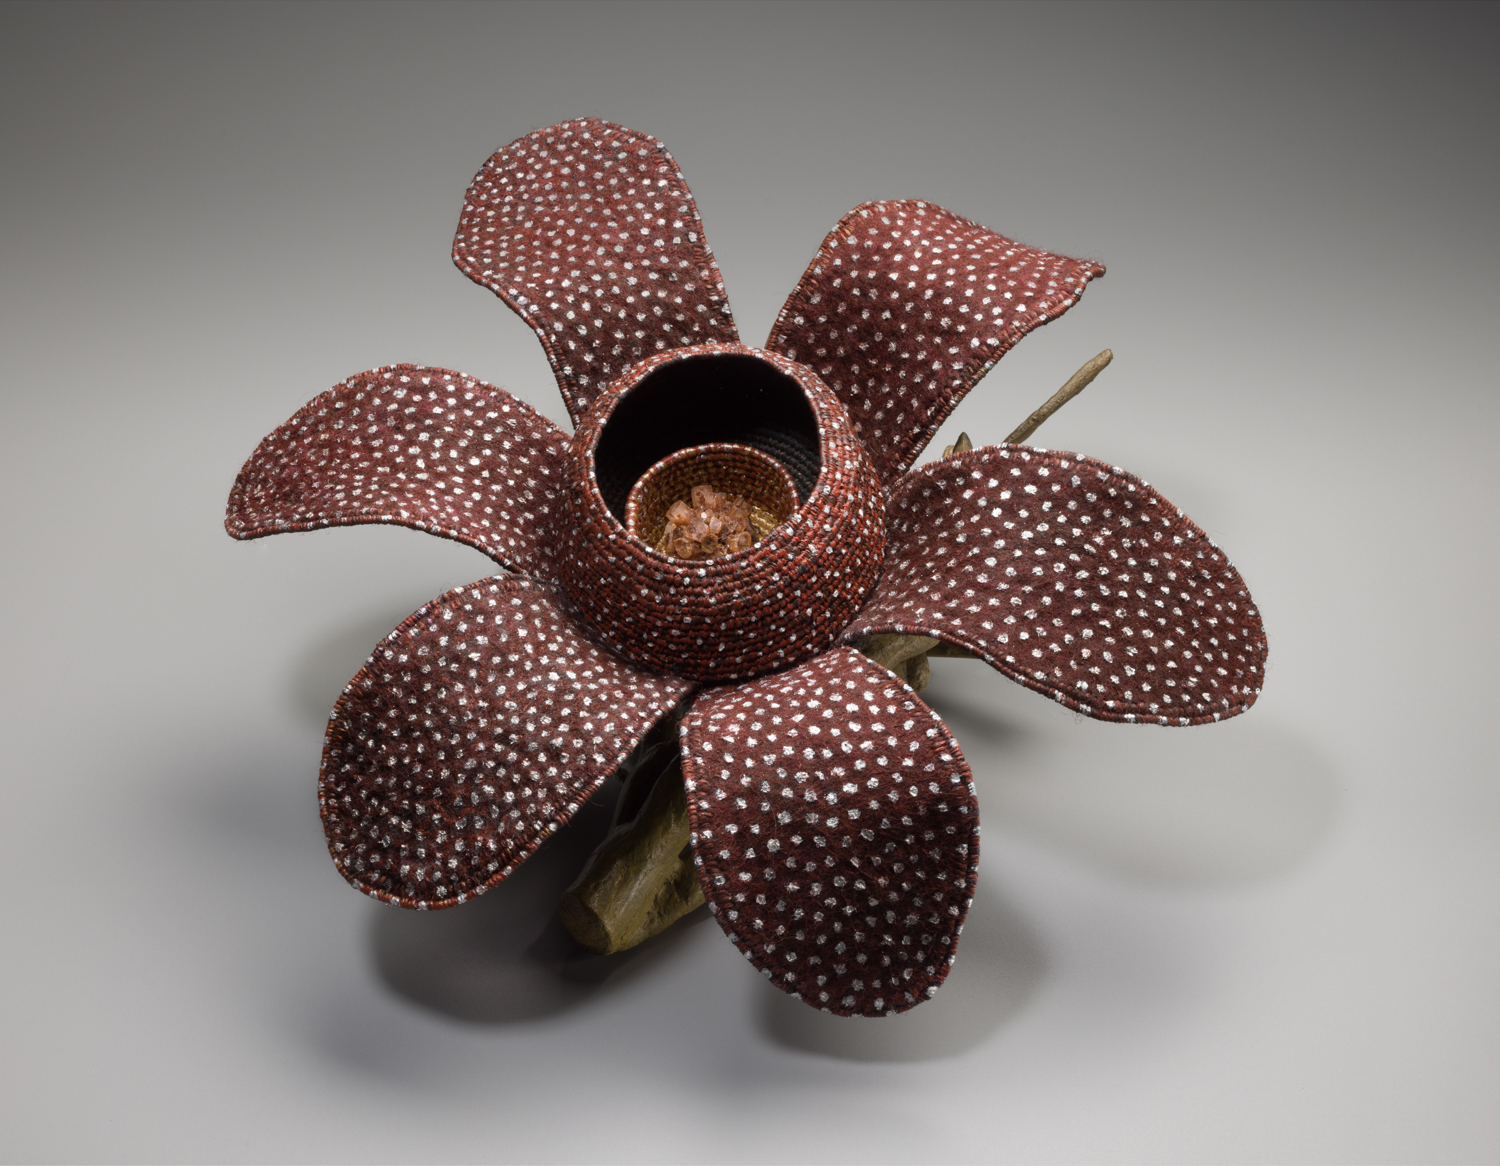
(625, 443), (798, 560)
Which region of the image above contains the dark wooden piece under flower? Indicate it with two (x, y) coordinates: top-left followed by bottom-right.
(557, 714), (703, 954)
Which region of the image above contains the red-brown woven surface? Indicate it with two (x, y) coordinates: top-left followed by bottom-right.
(228, 119), (1269, 1018)
(321, 575), (693, 908)
(226, 365), (569, 582)
(453, 117), (739, 425)
(558, 344), (886, 682)
(681, 648), (979, 1017)
(768, 201), (1105, 482)
(842, 445), (1266, 725)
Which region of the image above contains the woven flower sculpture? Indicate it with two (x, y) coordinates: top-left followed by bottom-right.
(227, 118), (1265, 1017)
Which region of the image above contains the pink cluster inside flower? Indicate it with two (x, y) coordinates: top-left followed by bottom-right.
(662, 485), (754, 559)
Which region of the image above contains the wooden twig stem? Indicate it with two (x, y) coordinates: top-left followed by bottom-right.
(558, 719), (704, 955)
(850, 431), (992, 691)
(940, 431), (974, 460)
(1004, 349), (1113, 445)
(858, 632), (940, 672)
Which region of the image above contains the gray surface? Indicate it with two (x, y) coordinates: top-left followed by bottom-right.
(2, 2), (1496, 1161)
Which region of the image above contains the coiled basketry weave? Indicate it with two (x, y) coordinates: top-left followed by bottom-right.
(558, 343), (886, 682)
(625, 442), (798, 554)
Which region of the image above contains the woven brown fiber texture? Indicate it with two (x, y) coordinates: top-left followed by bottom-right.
(321, 575), (693, 908)
(841, 445), (1267, 725)
(225, 365), (570, 583)
(680, 647), (980, 1017)
(559, 344), (886, 683)
(768, 200), (1105, 483)
(228, 118), (1271, 1020)
(452, 118), (739, 425)
(625, 443), (797, 550)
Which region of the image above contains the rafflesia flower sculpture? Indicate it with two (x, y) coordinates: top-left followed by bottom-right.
(227, 118), (1266, 1017)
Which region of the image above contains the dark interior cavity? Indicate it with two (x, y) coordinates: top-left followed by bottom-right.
(593, 353), (822, 522)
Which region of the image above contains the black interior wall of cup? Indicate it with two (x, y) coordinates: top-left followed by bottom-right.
(593, 354), (822, 521)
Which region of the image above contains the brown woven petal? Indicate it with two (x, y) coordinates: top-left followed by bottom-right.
(227, 365), (569, 583)
(844, 446), (1267, 725)
(320, 575), (693, 909)
(681, 648), (979, 1017)
(453, 118), (739, 425)
(768, 201), (1105, 482)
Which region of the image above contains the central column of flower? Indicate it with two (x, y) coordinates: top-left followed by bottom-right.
(555, 344), (886, 683)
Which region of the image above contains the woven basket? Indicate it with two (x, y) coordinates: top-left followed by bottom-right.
(558, 343), (886, 682)
(625, 443), (798, 555)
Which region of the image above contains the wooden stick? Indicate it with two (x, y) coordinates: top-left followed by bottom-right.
(858, 631), (940, 672)
(1004, 349), (1113, 445)
(558, 747), (703, 954)
(940, 431), (974, 459)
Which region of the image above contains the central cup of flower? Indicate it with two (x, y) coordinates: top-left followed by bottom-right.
(558, 344), (887, 682)
(625, 443), (799, 560)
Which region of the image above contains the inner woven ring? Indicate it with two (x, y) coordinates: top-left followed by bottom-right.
(624, 443), (800, 554)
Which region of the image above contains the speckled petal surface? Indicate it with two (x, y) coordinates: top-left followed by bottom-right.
(768, 201), (1105, 481)
(453, 117), (739, 424)
(227, 365), (570, 582)
(681, 648), (979, 1016)
(843, 445), (1267, 725)
(320, 575), (693, 908)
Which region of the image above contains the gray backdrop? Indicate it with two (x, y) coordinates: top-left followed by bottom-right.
(3, 2), (1496, 1161)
